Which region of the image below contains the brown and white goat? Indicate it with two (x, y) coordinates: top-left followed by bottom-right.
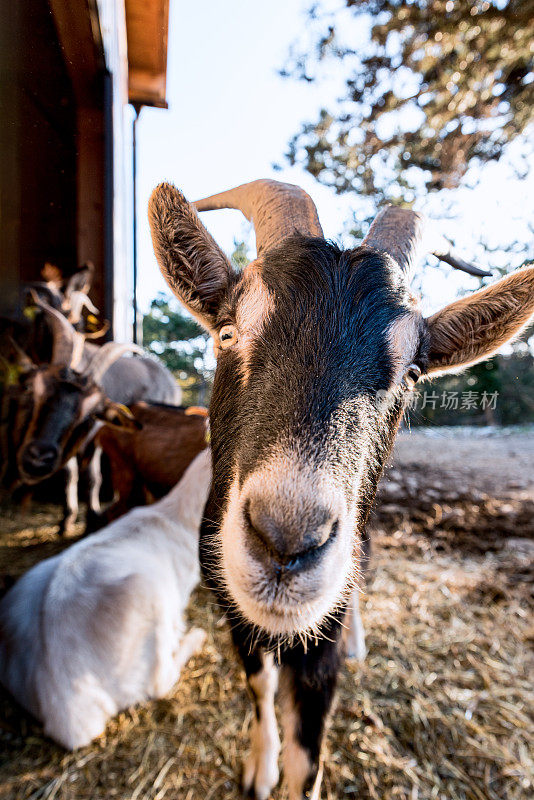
(90, 402), (209, 529)
(28, 261), (104, 334)
(5, 297), (180, 533)
(148, 178), (534, 800)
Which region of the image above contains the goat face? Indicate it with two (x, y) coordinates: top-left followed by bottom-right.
(149, 180), (534, 642)
(209, 240), (422, 638)
(16, 366), (101, 482)
(15, 365), (135, 484)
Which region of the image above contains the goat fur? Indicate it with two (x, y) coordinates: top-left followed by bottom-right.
(0, 448), (211, 749)
(93, 402), (208, 528)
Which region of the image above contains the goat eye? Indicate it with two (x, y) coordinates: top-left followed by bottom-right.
(402, 364), (421, 389)
(218, 324), (238, 349)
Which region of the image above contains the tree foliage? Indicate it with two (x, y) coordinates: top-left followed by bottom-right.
(143, 295), (212, 403)
(412, 347), (534, 426)
(284, 0), (534, 200)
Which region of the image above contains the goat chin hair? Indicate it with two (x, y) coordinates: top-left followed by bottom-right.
(205, 522), (364, 656)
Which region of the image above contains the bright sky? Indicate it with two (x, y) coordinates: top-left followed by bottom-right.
(135, 0), (534, 318)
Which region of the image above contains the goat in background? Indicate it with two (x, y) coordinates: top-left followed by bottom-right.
(27, 261), (102, 333)
(0, 448), (210, 750)
(2, 294), (180, 533)
(90, 402), (208, 530)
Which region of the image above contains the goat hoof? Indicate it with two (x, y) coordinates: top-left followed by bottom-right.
(242, 753), (279, 800)
(345, 643), (367, 663)
(58, 520), (77, 537)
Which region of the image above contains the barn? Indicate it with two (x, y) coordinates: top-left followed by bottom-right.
(0, 0), (170, 341)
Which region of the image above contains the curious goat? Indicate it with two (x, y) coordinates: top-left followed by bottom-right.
(0, 448), (210, 750)
(149, 178), (534, 800)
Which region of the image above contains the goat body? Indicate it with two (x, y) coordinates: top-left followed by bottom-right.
(97, 351), (180, 407)
(0, 449), (211, 750)
(3, 297), (181, 532)
(92, 402), (208, 527)
(148, 178), (534, 800)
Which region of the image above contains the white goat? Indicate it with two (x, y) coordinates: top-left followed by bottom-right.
(0, 448), (211, 750)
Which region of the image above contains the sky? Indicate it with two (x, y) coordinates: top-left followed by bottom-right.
(135, 0), (348, 307)
(135, 0), (534, 319)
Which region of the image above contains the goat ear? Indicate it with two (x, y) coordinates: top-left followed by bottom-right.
(96, 402), (143, 431)
(65, 262), (94, 297)
(148, 183), (234, 331)
(41, 262), (63, 285)
(425, 266), (534, 375)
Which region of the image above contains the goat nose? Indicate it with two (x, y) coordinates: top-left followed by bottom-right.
(23, 442), (58, 467)
(244, 495), (338, 572)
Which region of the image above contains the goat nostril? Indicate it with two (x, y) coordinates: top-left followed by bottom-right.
(23, 442), (58, 468)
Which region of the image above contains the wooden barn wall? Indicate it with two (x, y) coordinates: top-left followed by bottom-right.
(0, 1), (77, 316)
(1, 0), (134, 341)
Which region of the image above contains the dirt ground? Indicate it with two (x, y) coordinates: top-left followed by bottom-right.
(0, 428), (533, 800)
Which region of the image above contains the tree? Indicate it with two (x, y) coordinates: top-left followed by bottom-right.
(283, 0), (534, 201)
(142, 295), (212, 404)
(410, 344), (534, 427)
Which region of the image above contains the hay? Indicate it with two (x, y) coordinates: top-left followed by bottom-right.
(0, 433), (533, 800)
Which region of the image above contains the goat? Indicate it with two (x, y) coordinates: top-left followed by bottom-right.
(0, 447), (210, 750)
(28, 261), (103, 334)
(22, 262), (108, 354)
(89, 402), (209, 530)
(5, 296), (181, 533)
(27, 293), (180, 406)
(148, 178), (534, 800)
(1, 263), (104, 394)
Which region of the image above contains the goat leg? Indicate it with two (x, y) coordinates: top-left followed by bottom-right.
(279, 625), (343, 800)
(59, 457), (79, 536)
(235, 644), (280, 800)
(343, 588), (367, 662)
(87, 446), (103, 514)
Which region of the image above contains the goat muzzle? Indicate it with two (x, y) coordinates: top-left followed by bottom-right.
(20, 441), (59, 479)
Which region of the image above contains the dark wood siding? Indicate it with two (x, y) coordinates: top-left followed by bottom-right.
(0, 0), (77, 315)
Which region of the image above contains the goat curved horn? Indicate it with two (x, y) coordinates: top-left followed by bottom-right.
(362, 206), (492, 281)
(30, 290), (85, 369)
(85, 342), (145, 386)
(194, 179), (324, 256)
(82, 320), (110, 341)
